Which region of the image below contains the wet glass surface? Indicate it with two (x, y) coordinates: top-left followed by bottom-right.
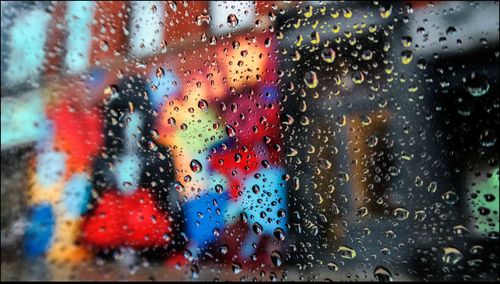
(1, 1), (499, 281)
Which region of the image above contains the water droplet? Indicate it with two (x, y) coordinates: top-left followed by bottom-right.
(379, 5), (393, 18)
(484, 193), (496, 202)
(393, 208), (410, 221)
(427, 181), (437, 193)
(366, 135), (378, 147)
(99, 40), (109, 52)
(442, 247), (463, 265)
(361, 50), (373, 61)
(336, 115), (346, 127)
(156, 67), (164, 78)
(168, 1), (177, 12)
(446, 26), (457, 36)
(479, 129), (496, 147)
(356, 207), (369, 217)
(442, 191), (459, 205)
(417, 59), (427, 70)
(183, 250), (193, 261)
(360, 114), (372, 126)
(225, 125), (236, 138)
(352, 71), (365, 84)
(273, 228), (285, 241)
(304, 71), (318, 88)
(252, 222), (263, 235)
(167, 117), (176, 126)
(252, 184), (260, 194)
(195, 13), (211, 26)
(453, 225), (470, 237)
(415, 176), (423, 187)
(215, 184), (224, 194)
(286, 147), (299, 157)
(338, 245), (356, 259)
(227, 14), (239, 28)
(318, 158), (332, 170)
(374, 266), (393, 282)
(469, 245), (484, 255)
(401, 36), (412, 47)
(466, 73), (490, 97)
(232, 263), (242, 274)
(327, 262), (339, 271)
(401, 50), (413, 64)
(271, 251), (283, 267)
(198, 99), (208, 111)
(219, 245), (229, 255)
(415, 210), (427, 222)
(310, 31), (320, 44)
(190, 159), (202, 173)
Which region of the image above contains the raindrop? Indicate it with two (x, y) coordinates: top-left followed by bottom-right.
(165, 1), (176, 11)
(338, 245), (356, 259)
(374, 266), (393, 282)
(479, 129), (496, 147)
(156, 67), (165, 78)
(196, 13), (211, 26)
(415, 210), (427, 222)
(427, 181), (437, 193)
(379, 5), (392, 18)
(226, 125), (237, 137)
(99, 40), (109, 52)
(401, 36), (412, 47)
(352, 71), (365, 84)
(304, 71), (319, 88)
(227, 14), (239, 28)
(327, 262), (339, 271)
(393, 208), (410, 221)
(215, 184), (224, 194)
(442, 247), (463, 265)
(442, 191), (459, 205)
(286, 147), (299, 157)
(401, 50), (413, 64)
(198, 99), (208, 111)
(453, 225), (470, 237)
(190, 159), (202, 173)
(252, 222), (263, 235)
(232, 263), (242, 274)
(273, 228), (285, 241)
(321, 48), (336, 63)
(446, 26), (457, 36)
(366, 135), (378, 147)
(357, 207), (368, 217)
(271, 251), (283, 267)
(318, 158), (332, 170)
(252, 184), (260, 194)
(484, 193), (495, 202)
(465, 73), (490, 97)
(219, 245), (229, 255)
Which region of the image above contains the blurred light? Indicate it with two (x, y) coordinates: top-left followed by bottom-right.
(468, 167), (499, 236)
(129, 1), (164, 57)
(210, 1), (255, 35)
(24, 204), (55, 257)
(64, 1), (95, 74)
(3, 8), (51, 86)
(410, 1), (500, 56)
(1, 91), (49, 150)
(62, 173), (92, 219)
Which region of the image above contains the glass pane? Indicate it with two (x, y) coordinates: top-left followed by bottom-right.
(1, 1), (499, 281)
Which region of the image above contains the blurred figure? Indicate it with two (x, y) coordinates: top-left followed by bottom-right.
(81, 76), (183, 260)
